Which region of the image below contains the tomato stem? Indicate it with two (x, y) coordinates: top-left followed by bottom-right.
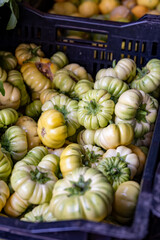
(65, 175), (91, 196)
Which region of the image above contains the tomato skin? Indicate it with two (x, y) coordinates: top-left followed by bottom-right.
(50, 166), (114, 221)
(37, 109), (68, 149)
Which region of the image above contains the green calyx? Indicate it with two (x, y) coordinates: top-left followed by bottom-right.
(31, 46), (41, 55)
(34, 215), (44, 222)
(54, 105), (69, 120)
(30, 168), (51, 184)
(136, 67), (150, 78)
(136, 103), (148, 122)
(65, 175), (91, 197)
(83, 149), (101, 167)
(85, 99), (100, 115)
(97, 157), (130, 191)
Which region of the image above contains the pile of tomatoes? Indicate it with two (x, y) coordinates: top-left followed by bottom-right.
(0, 42), (159, 224)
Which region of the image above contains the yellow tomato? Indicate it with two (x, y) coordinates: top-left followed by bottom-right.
(37, 109), (68, 149)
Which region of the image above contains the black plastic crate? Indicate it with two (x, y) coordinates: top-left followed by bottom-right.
(0, 3), (160, 240)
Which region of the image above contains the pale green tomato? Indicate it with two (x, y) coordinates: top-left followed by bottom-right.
(74, 79), (94, 100)
(21, 203), (56, 222)
(64, 63), (89, 80)
(51, 51), (69, 69)
(1, 126), (28, 161)
(97, 157), (130, 191)
(0, 66), (7, 82)
(77, 129), (96, 145)
(0, 147), (12, 181)
(94, 76), (129, 102)
(95, 123), (134, 150)
(52, 69), (79, 97)
(4, 192), (29, 217)
(50, 167), (114, 221)
(95, 68), (117, 81)
(103, 145), (139, 179)
(115, 89), (158, 137)
(114, 58), (136, 82)
(13, 146), (48, 170)
(115, 89), (158, 122)
(11, 165), (58, 204)
(130, 59), (160, 93)
(25, 100), (42, 121)
(78, 89), (115, 130)
(0, 108), (18, 128)
(7, 70), (30, 107)
(114, 116), (151, 138)
(38, 154), (60, 176)
(83, 144), (105, 168)
(0, 180), (10, 212)
(0, 51), (17, 71)
(113, 181), (140, 224)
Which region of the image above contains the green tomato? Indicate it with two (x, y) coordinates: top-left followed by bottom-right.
(0, 146), (12, 181)
(21, 203), (56, 222)
(130, 59), (160, 93)
(78, 89), (115, 130)
(114, 58), (137, 83)
(7, 70), (30, 107)
(94, 76), (129, 103)
(25, 100), (42, 121)
(0, 51), (17, 71)
(74, 79), (94, 100)
(97, 157), (130, 191)
(14, 146), (48, 170)
(52, 69), (79, 97)
(50, 51), (69, 69)
(50, 166), (114, 221)
(11, 165), (58, 204)
(1, 126), (28, 161)
(0, 108), (18, 128)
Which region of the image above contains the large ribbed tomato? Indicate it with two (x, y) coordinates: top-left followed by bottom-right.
(37, 109), (68, 149)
